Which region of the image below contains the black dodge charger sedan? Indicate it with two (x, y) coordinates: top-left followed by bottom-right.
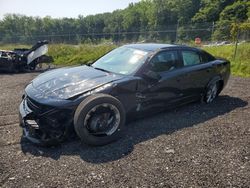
(19, 43), (230, 146)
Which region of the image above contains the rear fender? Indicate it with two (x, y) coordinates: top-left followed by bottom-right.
(205, 75), (223, 92)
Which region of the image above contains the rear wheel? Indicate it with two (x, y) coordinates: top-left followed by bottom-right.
(74, 94), (126, 146)
(204, 81), (219, 103)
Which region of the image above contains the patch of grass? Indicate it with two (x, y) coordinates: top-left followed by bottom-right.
(0, 43), (116, 66)
(0, 44), (30, 50)
(48, 44), (116, 66)
(203, 43), (250, 77)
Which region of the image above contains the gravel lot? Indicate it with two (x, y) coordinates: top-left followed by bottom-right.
(0, 72), (249, 187)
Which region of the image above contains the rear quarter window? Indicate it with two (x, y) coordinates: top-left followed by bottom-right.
(181, 51), (201, 66)
(200, 51), (215, 63)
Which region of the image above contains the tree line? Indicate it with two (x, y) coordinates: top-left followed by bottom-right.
(0, 0), (249, 44)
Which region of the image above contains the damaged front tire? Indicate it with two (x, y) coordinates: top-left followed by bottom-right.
(74, 94), (126, 146)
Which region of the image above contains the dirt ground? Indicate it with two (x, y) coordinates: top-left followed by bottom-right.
(0, 72), (249, 188)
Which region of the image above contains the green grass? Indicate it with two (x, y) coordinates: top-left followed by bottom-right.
(1, 43), (249, 77)
(0, 43), (116, 66)
(48, 44), (116, 66)
(0, 44), (30, 50)
(203, 43), (250, 77)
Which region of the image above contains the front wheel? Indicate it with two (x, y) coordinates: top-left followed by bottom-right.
(204, 82), (219, 103)
(74, 94), (126, 146)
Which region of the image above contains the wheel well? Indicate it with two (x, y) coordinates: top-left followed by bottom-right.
(205, 78), (224, 94)
(217, 80), (224, 93)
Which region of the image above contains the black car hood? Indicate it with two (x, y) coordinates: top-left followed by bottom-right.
(30, 65), (123, 99)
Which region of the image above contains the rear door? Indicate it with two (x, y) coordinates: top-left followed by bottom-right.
(178, 49), (215, 99)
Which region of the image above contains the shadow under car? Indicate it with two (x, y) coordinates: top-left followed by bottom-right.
(20, 95), (247, 163)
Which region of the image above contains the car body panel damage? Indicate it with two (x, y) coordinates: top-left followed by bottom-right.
(19, 43), (230, 146)
(0, 40), (53, 72)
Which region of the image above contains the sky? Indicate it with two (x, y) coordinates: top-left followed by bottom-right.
(0, 0), (140, 19)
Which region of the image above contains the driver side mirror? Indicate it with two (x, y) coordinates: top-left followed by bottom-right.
(143, 70), (161, 81)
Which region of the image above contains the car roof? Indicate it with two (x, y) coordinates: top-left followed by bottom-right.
(124, 43), (187, 52)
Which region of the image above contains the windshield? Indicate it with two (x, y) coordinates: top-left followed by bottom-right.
(92, 46), (149, 75)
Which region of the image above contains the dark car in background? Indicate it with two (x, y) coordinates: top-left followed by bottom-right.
(19, 43), (230, 146)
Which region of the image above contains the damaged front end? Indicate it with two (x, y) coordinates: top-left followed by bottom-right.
(19, 65), (125, 145)
(19, 95), (74, 146)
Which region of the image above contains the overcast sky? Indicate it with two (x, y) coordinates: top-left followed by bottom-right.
(0, 0), (140, 19)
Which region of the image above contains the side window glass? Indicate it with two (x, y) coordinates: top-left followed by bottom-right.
(200, 52), (208, 63)
(201, 52), (215, 63)
(182, 51), (201, 66)
(150, 51), (178, 72)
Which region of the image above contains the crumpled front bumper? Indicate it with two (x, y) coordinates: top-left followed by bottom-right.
(19, 97), (73, 146)
(19, 98), (43, 144)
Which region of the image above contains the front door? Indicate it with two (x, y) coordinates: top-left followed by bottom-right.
(137, 50), (185, 111)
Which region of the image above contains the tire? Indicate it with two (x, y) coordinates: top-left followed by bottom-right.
(204, 81), (219, 103)
(74, 94), (126, 146)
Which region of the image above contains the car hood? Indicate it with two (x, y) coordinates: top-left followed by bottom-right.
(30, 65), (123, 99)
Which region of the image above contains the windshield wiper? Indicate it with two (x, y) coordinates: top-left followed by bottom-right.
(90, 65), (111, 73)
